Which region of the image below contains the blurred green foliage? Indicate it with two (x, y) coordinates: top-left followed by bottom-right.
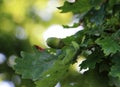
(0, 0), (71, 87)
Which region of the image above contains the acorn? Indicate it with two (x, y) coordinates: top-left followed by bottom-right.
(46, 37), (65, 49)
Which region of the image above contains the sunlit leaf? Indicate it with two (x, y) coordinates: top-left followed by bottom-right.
(58, 0), (92, 13)
(96, 37), (120, 56)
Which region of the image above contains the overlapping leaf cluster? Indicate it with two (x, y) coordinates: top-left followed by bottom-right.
(14, 0), (120, 87)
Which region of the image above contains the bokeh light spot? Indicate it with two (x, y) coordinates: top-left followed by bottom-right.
(0, 81), (15, 87)
(0, 53), (6, 64)
(7, 55), (17, 67)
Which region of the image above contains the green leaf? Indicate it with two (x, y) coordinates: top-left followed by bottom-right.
(58, 0), (92, 13)
(62, 30), (85, 45)
(109, 76), (120, 87)
(62, 23), (80, 28)
(59, 69), (109, 87)
(86, 4), (106, 25)
(99, 59), (111, 72)
(14, 49), (58, 81)
(109, 53), (120, 80)
(35, 60), (70, 87)
(112, 30), (120, 42)
(81, 69), (109, 87)
(80, 47), (103, 70)
(89, 0), (105, 6)
(109, 0), (120, 8)
(35, 42), (79, 87)
(96, 37), (120, 56)
(113, 4), (120, 14)
(61, 69), (109, 87)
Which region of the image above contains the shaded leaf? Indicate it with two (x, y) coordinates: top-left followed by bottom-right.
(80, 47), (103, 70)
(35, 42), (79, 87)
(109, 76), (120, 87)
(99, 60), (111, 72)
(61, 69), (109, 87)
(87, 4), (106, 25)
(81, 69), (109, 87)
(89, 0), (105, 6)
(14, 49), (58, 81)
(109, 0), (120, 8)
(109, 53), (120, 80)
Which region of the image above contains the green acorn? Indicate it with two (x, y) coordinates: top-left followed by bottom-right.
(46, 37), (65, 49)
